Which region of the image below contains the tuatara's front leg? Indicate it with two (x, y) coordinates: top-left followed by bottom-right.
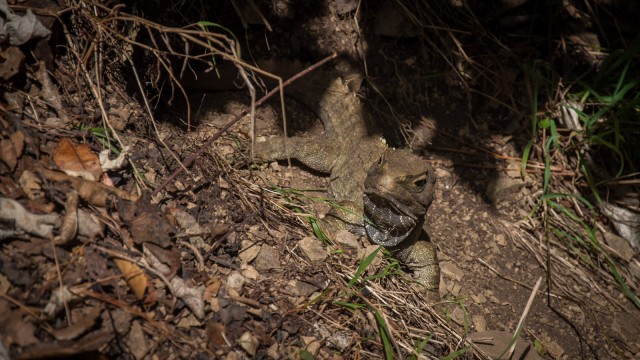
(254, 137), (341, 174)
(392, 238), (440, 302)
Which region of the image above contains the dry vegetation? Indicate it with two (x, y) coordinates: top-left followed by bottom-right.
(1, 0), (639, 359)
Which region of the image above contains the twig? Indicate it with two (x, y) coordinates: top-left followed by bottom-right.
(152, 52), (338, 196)
(504, 277), (542, 359)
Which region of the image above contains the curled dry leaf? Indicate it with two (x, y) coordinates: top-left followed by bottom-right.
(0, 197), (58, 238)
(99, 147), (129, 172)
(113, 258), (149, 302)
(43, 286), (75, 318)
(170, 276), (205, 320)
(53, 138), (103, 181)
(18, 170), (43, 199)
(55, 190), (79, 245)
(35, 61), (67, 122)
(35, 166), (137, 207)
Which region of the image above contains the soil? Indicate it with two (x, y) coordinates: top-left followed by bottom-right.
(1, 1), (639, 359)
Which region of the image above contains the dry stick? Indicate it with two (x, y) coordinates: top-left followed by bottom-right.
(152, 52), (338, 197)
(504, 277), (542, 359)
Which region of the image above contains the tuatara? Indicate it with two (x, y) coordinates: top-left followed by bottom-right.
(254, 63), (440, 300)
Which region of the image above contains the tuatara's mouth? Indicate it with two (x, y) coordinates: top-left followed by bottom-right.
(363, 191), (420, 247)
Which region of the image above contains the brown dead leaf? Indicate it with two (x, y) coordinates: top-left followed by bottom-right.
(53, 138), (103, 181)
(0, 138), (17, 171)
(207, 321), (228, 350)
(0, 175), (24, 198)
(0, 298), (39, 347)
(35, 166), (137, 207)
(10, 130), (25, 158)
(113, 258), (155, 305)
(0, 46), (25, 80)
(129, 192), (173, 248)
(143, 243), (180, 278)
(18, 170), (43, 199)
(55, 190), (79, 245)
(51, 305), (103, 341)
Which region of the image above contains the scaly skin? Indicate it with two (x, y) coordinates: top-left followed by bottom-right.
(254, 65), (439, 300)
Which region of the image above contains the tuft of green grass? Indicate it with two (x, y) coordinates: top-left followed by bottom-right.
(523, 39), (640, 309)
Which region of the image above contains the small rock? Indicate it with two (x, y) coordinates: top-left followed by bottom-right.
(267, 343), (279, 359)
(451, 306), (466, 326)
(254, 245), (280, 271)
(334, 230), (361, 250)
(285, 280), (318, 297)
(301, 336), (316, 346)
(469, 331), (540, 360)
(298, 237), (328, 263)
(238, 331), (259, 357)
(373, 1), (419, 37)
(238, 240), (260, 263)
(306, 340), (321, 355)
(611, 311), (640, 349)
(176, 313), (201, 328)
(440, 261), (464, 281)
(326, 330), (352, 351)
(227, 272), (245, 292)
(447, 281), (462, 296)
(472, 315), (487, 332)
(471, 293), (487, 304)
(544, 337), (565, 360)
(496, 233), (507, 246)
(241, 265), (259, 280)
(486, 173), (526, 204)
(126, 321), (149, 360)
(603, 231), (636, 262)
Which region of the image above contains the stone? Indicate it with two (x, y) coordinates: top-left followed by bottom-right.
(226, 272), (245, 292)
(440, 261), (464, 281)
(451, 307), (466, 326)
(334, 229), (361, 250)
(238, 240), (260, 263)
(472, 315), (487, 332)
(254, 245), (280, 271)
(603, 231), (636, 262)
(238, 331), (259, 356)
(285, 280), (318, 297)
(486, 173), (526, 204)
(298, 237), (328, 263)
(469, 330), (541, 360)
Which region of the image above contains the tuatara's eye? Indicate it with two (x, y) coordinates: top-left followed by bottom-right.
(413, 176), (427, 189)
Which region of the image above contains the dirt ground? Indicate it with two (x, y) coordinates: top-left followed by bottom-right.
(1, 1), (640, 359)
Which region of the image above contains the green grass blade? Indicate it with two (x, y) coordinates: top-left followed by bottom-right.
(348, 246), (383, 288)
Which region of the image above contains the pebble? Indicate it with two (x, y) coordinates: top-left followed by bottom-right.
(298, 237), (328, 263)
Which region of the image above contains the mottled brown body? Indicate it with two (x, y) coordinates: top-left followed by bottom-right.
(254, 65), (439, 300)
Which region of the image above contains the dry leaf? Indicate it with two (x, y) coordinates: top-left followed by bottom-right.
(113, 258), (149, 301)
(35, 166), (137, 207)
(0, 197), (58, 238)
(0, 47), (25, 80)
(51, 306), (103, 341)
(0, 139), (17, 170)
(55, 190), (79, 245)
(53, 138), (103, 181)
(10, 130), (25, 157)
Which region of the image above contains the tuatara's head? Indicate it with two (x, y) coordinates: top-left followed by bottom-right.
(363, 150), (436, 247)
